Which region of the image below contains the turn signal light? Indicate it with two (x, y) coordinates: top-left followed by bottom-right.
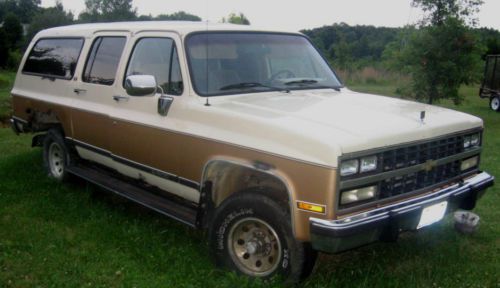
(297, 202), (325, 214)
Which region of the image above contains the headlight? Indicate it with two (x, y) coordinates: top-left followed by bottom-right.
(341, 185), (377, 205)
(463, 136), (471, 149)
(360, 156), (377, 173)
(461, 156), (479, 171)
(340, 159), (358, 176)
(470, 134), (480, 147)
(464, 133), (480, 149)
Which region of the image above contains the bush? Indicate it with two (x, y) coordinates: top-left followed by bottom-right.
(0, 73), (11, 89)
(6, 50), (22, 71)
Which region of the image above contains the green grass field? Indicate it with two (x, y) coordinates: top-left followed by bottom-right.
(0, 75), (498, 287)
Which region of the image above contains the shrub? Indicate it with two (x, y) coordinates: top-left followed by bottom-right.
(6, 50), (22, 71)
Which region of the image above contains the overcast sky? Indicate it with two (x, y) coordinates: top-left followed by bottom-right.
(41, 0), (500, 32)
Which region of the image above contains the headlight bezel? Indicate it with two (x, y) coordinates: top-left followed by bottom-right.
(340, 159), (359, 176)
(340, 185), (378, 206)
(360, 155), (378, 173)
(464, 132), (481, 149)
(340, 155), (378, 177)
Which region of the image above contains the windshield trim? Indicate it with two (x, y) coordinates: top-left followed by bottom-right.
(184, 31), (344, 97)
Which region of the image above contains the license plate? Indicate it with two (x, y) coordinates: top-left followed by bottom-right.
(417, 201), (448, 229)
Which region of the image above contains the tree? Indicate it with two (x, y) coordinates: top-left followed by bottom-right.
(17, 0), (41, 23)
(302, 23), (400, 67)
(2, 13), (23, 49)
(79, 0), (137, 22)
(155, 11), (201, 21)
(0, 0), (41, 23)
(27, 2), (74, 42)
(413, 0), (483, 26)
(222, 13), (250, 25)
(389, 0), (484, 104)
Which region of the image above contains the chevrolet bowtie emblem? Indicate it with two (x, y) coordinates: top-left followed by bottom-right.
(423, 159), (437, 172)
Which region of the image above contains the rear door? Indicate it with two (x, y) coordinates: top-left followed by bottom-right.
(71, 32), (129, 167)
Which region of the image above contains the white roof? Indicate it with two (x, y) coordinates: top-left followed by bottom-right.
(36, 21), (297, 38)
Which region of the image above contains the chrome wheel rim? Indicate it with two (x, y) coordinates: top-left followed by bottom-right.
(49, 142), (64, 178)
(491, 97), (500, 110)
(227, 217), (282, 277)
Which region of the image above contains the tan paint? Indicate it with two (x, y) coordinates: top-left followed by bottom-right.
(12, 95), (73, 136)
(111, 114), (338, 241)
(12, 94), (336, 241)
(71, 108), (112, 151)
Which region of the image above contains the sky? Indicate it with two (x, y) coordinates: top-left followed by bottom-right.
(41, 0), (500, 32)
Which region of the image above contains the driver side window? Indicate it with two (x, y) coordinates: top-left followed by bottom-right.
(125, 37), (183, 96)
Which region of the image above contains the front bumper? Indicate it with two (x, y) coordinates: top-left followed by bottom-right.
(310, 171), (494, 254)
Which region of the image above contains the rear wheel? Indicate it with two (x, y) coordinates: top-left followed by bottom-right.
(209, 193), (316, 283)
(43, 129), (72, 182)
(490, 95), (500, 112)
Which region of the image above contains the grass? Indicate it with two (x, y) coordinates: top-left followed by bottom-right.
(0, 73), (499, 287)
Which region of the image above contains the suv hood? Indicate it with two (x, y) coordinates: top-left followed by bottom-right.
(194, 89), (482, 168)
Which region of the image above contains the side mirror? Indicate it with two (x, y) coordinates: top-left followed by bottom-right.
(124, 75), (157, 96)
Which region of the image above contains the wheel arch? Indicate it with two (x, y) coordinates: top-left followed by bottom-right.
(198, 157), (296, 234)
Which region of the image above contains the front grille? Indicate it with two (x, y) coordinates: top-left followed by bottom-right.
(339, 130), (482, 209)
(379, 160), (461, 199)
(381, 135), (464, 172)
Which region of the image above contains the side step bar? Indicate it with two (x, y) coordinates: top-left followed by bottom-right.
(67, 164), (198, 227)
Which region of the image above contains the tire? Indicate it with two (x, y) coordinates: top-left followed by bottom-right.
(43, 129), (72, 182)
(209, 193), (317, 283)
(490, 95), (500, 112)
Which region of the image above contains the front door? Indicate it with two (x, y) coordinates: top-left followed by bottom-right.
(109, 32), (198, 202)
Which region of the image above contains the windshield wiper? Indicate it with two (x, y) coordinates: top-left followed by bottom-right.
(284, 79), (318, 85)
(285, 79), (342, 91)
(219, 82), (289, 93)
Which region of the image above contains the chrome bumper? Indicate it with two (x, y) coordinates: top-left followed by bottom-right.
(310, 171), (494, 253)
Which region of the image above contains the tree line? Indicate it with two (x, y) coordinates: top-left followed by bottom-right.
(302, 24), (500, 70)
(303, 0), (499, 104)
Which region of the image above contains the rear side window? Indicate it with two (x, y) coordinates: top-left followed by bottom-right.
(23, 38), (84, 79)
(125, 37), (183, 95)
(83, 37), (126, 86)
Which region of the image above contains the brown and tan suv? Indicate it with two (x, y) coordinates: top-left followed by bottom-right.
(9, 21), (494, 282)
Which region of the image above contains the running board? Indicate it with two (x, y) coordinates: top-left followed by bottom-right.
(67, 164), (198, 227)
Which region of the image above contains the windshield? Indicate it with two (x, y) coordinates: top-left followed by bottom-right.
(186, 32), (342, 96)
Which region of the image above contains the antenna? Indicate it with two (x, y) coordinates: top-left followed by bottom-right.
(204, 0), (210, 107)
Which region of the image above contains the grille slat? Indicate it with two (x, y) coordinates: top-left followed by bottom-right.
(380, 160), (462, 199)
(379, 136), (464, 175)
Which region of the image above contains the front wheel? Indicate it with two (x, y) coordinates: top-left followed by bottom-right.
(209, 193), (316, 283)
(490, 95), (500, 112)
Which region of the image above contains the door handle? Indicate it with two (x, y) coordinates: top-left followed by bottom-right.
(73, 88), (87, 94)
(113, 95), (129, 102)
